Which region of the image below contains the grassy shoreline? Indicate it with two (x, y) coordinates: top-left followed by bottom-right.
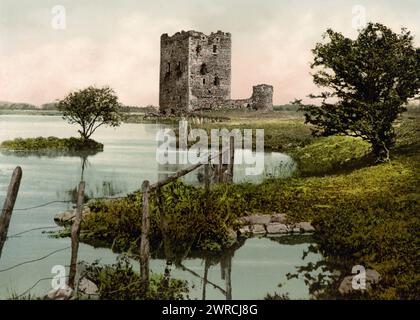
(0, 136), (104, 154)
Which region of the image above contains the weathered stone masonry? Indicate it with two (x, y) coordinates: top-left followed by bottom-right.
(159, 30), (273, 114)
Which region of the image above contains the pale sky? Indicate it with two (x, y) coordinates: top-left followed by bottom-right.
(0, 0), (419, 106)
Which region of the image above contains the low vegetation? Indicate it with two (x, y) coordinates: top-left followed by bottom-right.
(79, 181), (240, 256)
(0, 136), (103, 153)
(82, 256), (189, 300)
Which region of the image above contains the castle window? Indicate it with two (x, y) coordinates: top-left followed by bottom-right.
(214, 76), (220, 86)
(200, 63), (208, 75)
(213, 45), (218, 53)
(196, 45), (202, 55)
(165, 62), (171, 79)
(203, 78), (206, 85)
(176, 62), (182, 78)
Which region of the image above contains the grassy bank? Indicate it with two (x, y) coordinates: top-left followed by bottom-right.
(74, 110), (419, 299)
(0, 136), (103, 153)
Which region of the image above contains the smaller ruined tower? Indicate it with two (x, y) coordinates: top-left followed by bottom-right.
(251, 84), (274, 111)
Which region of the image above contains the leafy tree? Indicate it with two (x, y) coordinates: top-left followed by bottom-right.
(298, 23), (420, 162)
(58, 86), (122, 142)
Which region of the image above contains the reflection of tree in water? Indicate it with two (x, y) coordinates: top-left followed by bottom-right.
(285, 243), (338, 299)
(63, 154), (125, 203)
(268, 234), (315, 246)
(266, 235), (337, 300)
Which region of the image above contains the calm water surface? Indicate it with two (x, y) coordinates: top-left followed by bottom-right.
(0, 115), (319, 299)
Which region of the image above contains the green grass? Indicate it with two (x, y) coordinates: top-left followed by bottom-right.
(291, 136), (371, 176)
(83, 257), (189, 300)
(194, 119), (314, 152)
(0, 136), (103, 154)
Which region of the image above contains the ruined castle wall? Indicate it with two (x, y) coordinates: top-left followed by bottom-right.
(188, 31), (231, 109)
(190, 97), (251, 111)
(189, 85), (273, 111)
(189, 97), (225, 110)
(227, 99), (252, 109)
(159, 32), (191, 113)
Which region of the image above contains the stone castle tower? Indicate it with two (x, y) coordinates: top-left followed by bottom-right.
(159, 30), (273, 114)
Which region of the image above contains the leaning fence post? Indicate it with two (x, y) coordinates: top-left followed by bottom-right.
(0, 166), (22, 259)
(68, 181), (85, 289)
(140, 180), (150, 289)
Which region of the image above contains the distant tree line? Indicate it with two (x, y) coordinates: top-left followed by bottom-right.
(0, 101), (157, 113)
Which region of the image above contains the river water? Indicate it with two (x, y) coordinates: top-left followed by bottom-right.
(0, 115), (320, 299)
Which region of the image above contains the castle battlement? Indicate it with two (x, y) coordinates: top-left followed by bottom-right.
(161, 30), (231, 41)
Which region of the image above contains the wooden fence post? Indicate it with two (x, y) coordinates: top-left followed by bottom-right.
(140, 180), (150, 289)
(227, 136), (235, 184)
(204, 164), (210, 192)
(68, 181), (85, 289)
(0, 166), (22, 259)
(218, 150), (224, 183)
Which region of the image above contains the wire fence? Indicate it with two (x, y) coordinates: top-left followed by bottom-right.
(14, 274), (70, 299)
(0, 246), (71, 273)
(12, 200), (73, 211)
(7, 225), (61, 238)
(0, 143), (235, 299)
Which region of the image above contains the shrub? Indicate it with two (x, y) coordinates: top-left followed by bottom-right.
(83, 256), (189, 300)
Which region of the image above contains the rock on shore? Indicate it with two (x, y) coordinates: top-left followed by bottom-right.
(338, 269), (381, 295)
(54, 206), (91, 226)
(237, 213), (315, 236)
